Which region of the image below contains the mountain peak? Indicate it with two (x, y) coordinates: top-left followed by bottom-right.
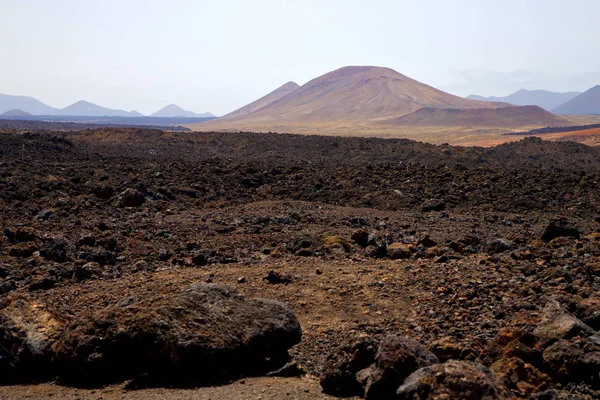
(150, 104), (213, 118)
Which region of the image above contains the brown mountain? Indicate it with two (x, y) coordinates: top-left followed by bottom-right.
(192, 66), (565, 135)
(223, 81), (299, 119)
(388, 106), (569, 128)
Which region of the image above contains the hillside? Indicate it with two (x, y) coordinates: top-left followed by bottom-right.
(388, 105), (569, 128)
(467, 89), (581, 111)
(223, 81), (300, 118)
(553, 85), (600, 114)
(0, 94), (58, 115)
(151, 104), (214, 118)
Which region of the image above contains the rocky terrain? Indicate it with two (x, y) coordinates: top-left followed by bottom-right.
(3, 128), (600, 398)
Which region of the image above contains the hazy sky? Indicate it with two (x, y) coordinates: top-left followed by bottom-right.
(1, 0), (599, 116)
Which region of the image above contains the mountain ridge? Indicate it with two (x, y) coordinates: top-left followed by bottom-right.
(467, 89), (581, 111)
(553, 85), (600, 115)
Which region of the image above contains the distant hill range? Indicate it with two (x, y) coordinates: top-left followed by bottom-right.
(552, 85), (600, 115)
(0, 94), (213, 118)
(194, 66), (568, 134)
(467, 89), (581, 111)
(150, 104), (214, 118)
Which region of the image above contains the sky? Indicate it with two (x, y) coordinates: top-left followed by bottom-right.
(1, 0), (599, 116)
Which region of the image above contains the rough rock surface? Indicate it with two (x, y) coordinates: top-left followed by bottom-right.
(396, 360), (507, 400)
(51, 283), (301, 385)
(362, 335), (438, 399)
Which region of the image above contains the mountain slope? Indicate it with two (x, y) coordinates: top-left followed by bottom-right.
(0, 94), (58, 115)
(387, 105), (569, 128)
(0, 109), (33, 117)
(58, 100), (142, 117)
(223, 82), (300, 119)
(467, 90), (581, 111)
(553, 85), (600, 114)
(151, 104), (214, 118)
(198, 66), (505, 131)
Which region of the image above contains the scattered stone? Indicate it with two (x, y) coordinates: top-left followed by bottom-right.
(533, 297), (595, 346)
(486, 238), (517, 254)
(40, 237), (74, 263)
(8, 242), (38, 258)
(421, 199), (445, 213)
(28, 277), (56, 291)
(0, 281), (16, 294)
(263, 270), (292, 284)
(114, 189), (145, 208)
(387, 243), (412, 260)
(351, 230), (370, 247)
(541, 219), (581, 242)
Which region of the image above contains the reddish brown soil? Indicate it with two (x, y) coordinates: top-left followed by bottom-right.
(2, 128), (600, 398)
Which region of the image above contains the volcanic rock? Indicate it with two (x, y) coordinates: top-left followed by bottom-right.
(396, 360), (507, 400)
(320, 333), (378, 396)
(52, 283), (301, 385)
(362, 334), (438, 399)
(541, 219), (581, 242)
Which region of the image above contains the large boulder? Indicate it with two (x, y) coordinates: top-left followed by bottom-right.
(533, 298), (595, 346)
(52, 283), (301, 385)
(542, 336), (600, 383)
(320, 333), (377, 396)
(362, 335), (438, 400)
(396, 360), (508, 400)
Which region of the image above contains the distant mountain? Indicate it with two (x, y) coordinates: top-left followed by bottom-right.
(223, 81), (300, 119)
(466, 90), (581, 111)
(196, 65), (566, 133)
(0, 109), (33, 117)
(150, 104), (214, 118)
(57, 100), (142, 117)
(0, 94), (59, 115)
(553, 85), (600, 115)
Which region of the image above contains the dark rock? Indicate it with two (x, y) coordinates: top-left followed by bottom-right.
(40, 237), (74, 263)
(351, 230), (370, 247)
(263, 270), (292, 284)
(28, 277), (56, 291)
(421, 199), (446, 213)
(78, 248), (117, 266)
(486, 238), (517, 254)
(114, 189), (145, 208)
(541, 219), (581, 242)
(4, 227), (37, 244)
(92, 185), (115, 200)
(396, 360), (507, 400)
(158, 248), (172, 262)
(191, 252), (207, 266)
(363, 334), (438, 400)
(35, 210), (53, 221)
(75, 262), (102, 281)
(320, 334), (377, 397)
(542, 335), (600, 383)
(53, 283), (302, 385)
(0, 281), (16, 295)
(78, 235), (96, 247)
